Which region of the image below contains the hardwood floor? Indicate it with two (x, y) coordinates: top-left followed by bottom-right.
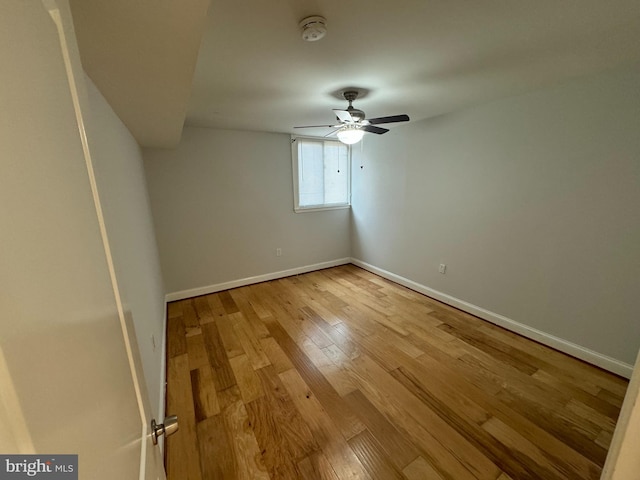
(164, 265), (628, 480)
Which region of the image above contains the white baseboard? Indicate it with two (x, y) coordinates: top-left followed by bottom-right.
(165, 258), (352, 302)
(163, 256), (633, 378)
(351, 258), (634, 379)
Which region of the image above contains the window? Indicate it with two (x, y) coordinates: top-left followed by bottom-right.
(292, 136), (350, 212)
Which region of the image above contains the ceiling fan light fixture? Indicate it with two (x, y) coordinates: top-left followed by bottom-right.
(293, 88), (409, 141)
(337, 127), (364, 145)
(299, 16), (327, 42)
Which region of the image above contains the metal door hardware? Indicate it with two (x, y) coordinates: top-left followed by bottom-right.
(151, 415), (179, 445)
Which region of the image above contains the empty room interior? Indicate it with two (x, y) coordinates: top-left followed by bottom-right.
(2, 1), (640, 479)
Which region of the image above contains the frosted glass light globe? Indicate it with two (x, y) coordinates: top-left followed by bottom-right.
(337, 128), (364, 145)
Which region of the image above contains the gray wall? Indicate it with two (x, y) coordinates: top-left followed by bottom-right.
(352, 66), (640, 366)
(143, 127), (351, 295)
(87, 78), (167, 419)
(142, 68), (639, 370)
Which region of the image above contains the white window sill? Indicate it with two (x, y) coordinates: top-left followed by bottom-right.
(294, 204), (351, 213)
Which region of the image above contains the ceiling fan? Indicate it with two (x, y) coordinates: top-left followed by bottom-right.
(295, 90), (410, 144)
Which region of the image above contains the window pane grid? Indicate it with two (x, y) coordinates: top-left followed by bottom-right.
(294, 138), (350, 210)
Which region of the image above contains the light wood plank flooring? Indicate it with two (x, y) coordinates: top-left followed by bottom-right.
(165, 265), (628, 480)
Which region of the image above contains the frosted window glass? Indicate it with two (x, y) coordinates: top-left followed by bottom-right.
(294, 138), (350, 211)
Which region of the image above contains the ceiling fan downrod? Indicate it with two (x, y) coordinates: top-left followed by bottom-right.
(340, 91), (365, 123)
(343, 90), (358, 105)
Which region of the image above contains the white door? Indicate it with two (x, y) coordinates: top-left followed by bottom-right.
(601, 348), (640, 479)
(0, 1), (164, 478)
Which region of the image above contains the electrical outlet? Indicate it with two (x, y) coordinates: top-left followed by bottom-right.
(439, 264), (447, 274)
(276, 248), (282, 257)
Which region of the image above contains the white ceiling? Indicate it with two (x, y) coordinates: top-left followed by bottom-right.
(70, 0), (210, 148)
(73, 0), (640, 147)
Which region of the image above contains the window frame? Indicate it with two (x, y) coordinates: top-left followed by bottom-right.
(291, 135), (351, 213)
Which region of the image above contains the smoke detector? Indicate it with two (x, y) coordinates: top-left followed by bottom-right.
(299, 16), (327, 42)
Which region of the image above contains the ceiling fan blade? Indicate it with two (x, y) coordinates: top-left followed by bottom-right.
(363, 125), (389, 135)
(333, 109), (354, 123)
(323, 128), (341, 138)
(367, 114), (410, 125)
(294, 124), (336, 129)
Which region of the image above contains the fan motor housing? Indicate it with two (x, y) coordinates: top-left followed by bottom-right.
(341, 91), (365, 121)
(346, 107), (365, 122)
